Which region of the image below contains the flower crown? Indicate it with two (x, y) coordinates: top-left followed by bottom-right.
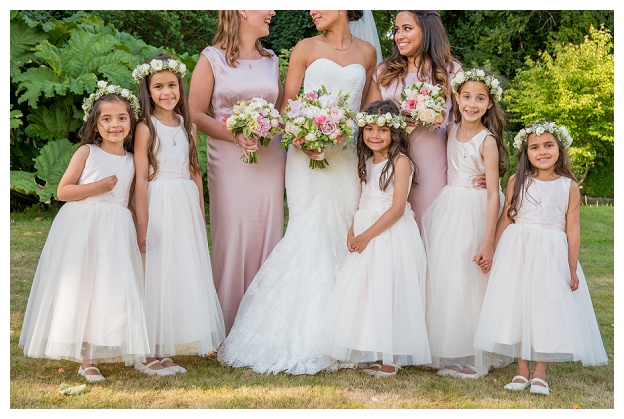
(355, 111), (408, 132)
(132, 58), (187, 83)
(513, 121), (573, 150)
(451, 69), (503, 102)
(82, 80), (141, 122)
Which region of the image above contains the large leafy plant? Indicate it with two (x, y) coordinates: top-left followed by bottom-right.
(9, 11), (191, 205)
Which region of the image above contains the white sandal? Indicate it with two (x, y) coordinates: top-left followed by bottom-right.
(134, 360), (175, 376)
(455, 365), (481, 379)
(530, 377), (550, 395)
(78, 365), (105, 383)
(503, 375), (530, 391)
(160, 357), (187, 374)
(363, 362), (383, 375)
(436, 363), (463, 377)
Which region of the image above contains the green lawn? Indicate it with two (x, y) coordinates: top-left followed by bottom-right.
(9, 205), (614, 409)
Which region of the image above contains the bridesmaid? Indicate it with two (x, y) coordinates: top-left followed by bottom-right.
(189, 10), (285, 334)
(366, 10), (461, 229)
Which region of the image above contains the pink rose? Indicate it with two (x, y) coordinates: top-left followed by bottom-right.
(420, 86), (430, 96)
(320, 121), (337, 135)
(306, 92), (318, 99)
(313, 115), (328, 126)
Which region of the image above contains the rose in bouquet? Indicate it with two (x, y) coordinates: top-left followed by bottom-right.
(280, 85), (355, 169)
(225, 97), (282, 164)
(399, 81), (447, 133)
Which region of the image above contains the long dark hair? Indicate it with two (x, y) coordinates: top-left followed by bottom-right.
(78, 94), (136, 152)
(136, 53), (200, 181)
(452, 69), (509, 178)
(356, 100), (416, 191)
(507, 121), (577, 223)
(377, 10), (456, 102)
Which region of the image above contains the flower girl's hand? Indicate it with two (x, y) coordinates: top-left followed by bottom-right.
(97, 175), (118, 193)
(347, 232), (356, 253)
(569, 269), (579, 291)
(350, 233), (371, 254)
(473, 245), (493, 274)
(473, 173), (487, 189)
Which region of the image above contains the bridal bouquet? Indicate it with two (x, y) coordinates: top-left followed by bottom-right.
(280, 86), (355, 169)
(225, 97), (282, 164)
(399, 82), (447, 133)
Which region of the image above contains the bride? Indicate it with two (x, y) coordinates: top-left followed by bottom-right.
(217, 10), (378, 375)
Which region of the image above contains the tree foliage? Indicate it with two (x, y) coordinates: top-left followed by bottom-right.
(504, 25), (614, 188)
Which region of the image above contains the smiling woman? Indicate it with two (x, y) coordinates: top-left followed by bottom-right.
(366, 10), (461, 230)
(188, 10), (286, 335)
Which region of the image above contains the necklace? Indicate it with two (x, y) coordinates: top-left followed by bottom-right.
(457, 123), (483, 158)
(322, 33), (353, 51)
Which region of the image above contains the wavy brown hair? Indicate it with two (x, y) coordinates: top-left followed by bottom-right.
(347, 10), (364, 21)
(356, 100), (416, 191)
(136, 53), (200, 181)
(78, 94), (137, 152)
(507, 121), (577, 223)
(212, 10), (273, 67)
(452, 69), (509, 178)
(377, 10), (456, 102)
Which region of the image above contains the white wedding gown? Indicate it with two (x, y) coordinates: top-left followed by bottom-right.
(217, 58), (366, 374)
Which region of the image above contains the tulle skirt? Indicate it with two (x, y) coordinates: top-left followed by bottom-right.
(474, 223), (608, 370)
(421, 186), (502, 369)
(319, 207), (431, 367)
(144, 178), (225, 356)
(19, 201), (149, 365)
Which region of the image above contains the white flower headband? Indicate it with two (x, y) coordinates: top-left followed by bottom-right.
(513, 121), (573, 150)
(451, 68), (503, 102)
(355, 112), (408, 132)
(82, 80), (141, 122)
(132, 58), (187, 83)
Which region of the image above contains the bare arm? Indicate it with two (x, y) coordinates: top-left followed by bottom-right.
(133, 122), (151, 253)
(493, 174), (515, 249)
(57, 145), (117, 201)
(279, 40), (309, 114)
(566, 180), (581, 291)
(190, 123), (207, 224)
(349, 156), (412, 253)
(473, 135), (501, 273)
(188, 53), (235, 143)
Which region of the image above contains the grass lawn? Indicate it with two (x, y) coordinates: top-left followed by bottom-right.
(9, 205), (614, 409)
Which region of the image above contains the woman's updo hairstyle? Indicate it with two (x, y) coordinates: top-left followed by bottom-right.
(347, 10), (364, 21)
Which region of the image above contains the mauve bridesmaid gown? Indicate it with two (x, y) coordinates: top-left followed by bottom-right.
(375, 62), (460, 229)
(202, 46), (286, 333)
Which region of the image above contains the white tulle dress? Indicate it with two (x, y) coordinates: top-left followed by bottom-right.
(319, 155), (431, 367)
(217, 58), (365, 374)
(19, 144), (149, 365)
(474, 176), (608, 371)
(143, 116), (225, 357)
(421, 123), (503, 370)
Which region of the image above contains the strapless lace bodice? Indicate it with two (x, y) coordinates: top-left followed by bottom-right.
(303, 58), (366, 114)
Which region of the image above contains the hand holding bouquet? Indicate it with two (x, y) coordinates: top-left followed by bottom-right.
(399, 82), (447, 133)
(225, 97), (282, 164)
(280, 86), (355, 169)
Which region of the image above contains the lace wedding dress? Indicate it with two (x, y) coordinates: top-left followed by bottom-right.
(217, 58), (366, 374)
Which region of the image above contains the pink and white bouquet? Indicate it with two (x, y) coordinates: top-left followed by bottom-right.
(399, 81), (447, 133)
(280, 86), (355, 169)
(225, 97), (282, 164)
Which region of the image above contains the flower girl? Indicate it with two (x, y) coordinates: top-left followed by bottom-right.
(19, 82), (149, 382)
(133, 54), (225, 375)
(421, 69), (509, 378)
(474, 121), (608, 395)
(320, 100), (430, 376)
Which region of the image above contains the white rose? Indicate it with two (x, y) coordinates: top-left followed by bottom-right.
(535, 126), (545, 135)
(419, 108), (437, 124)
(490, 78), (499, 88)
(179, 63), (187, 74)
(151, 59), (163, 71)
(97, 80), (108, 89)
(377, 117), (386, 126)
(106, 85), (117, 93)
(167, 59), (178, 70)
(476, 69), (485, 77)
(121, 89), (130, 98)
(346, 119), (355, 129)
